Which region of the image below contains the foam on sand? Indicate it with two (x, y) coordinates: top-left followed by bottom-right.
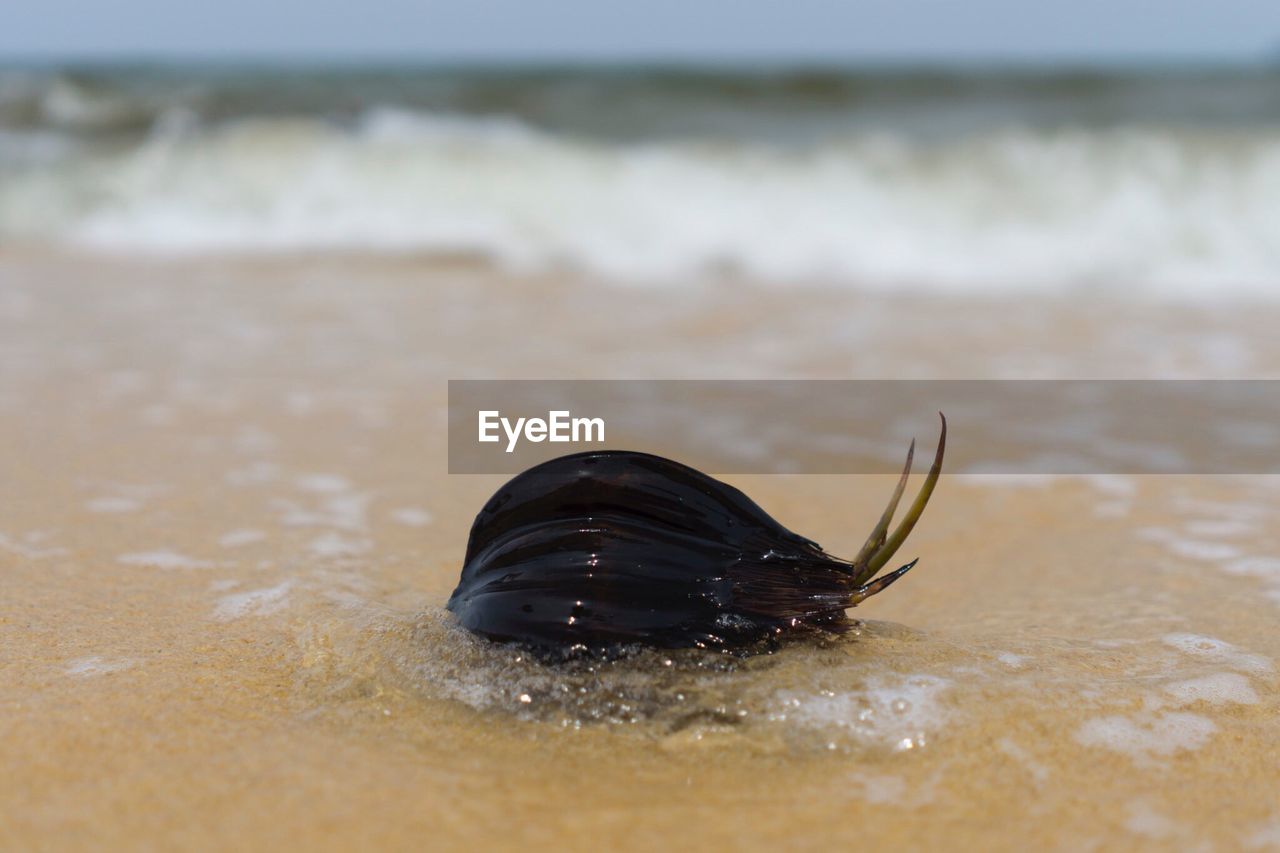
(0, 530), (67, 559)
(85, 496), (141, 513)
(218, 528), (266, 548)
(65, 656), (135, 677)
(117, 550), (213, 570)
(1247, 820), (1280, 850)
(213, 580), (294, 621)
(390, 507), (433, 527)
(1162, 633), (1274, 674)
(1161, 673), (1259, 707)
(1075, 711), (1217, 758)
(1123, 800), (1180, 840)
(775, 674), (952, 752)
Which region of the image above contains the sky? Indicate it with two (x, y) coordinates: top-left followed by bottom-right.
(4, 0), (1280, 64)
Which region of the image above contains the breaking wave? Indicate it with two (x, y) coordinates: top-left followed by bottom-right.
(4, 69), (1280, 295)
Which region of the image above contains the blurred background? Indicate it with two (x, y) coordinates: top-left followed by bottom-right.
(3, 0), (1280, 297)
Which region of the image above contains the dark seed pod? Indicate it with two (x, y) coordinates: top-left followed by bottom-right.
(447, 415), (946, 656)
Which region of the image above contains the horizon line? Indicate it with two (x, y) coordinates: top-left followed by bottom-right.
(2, 50), (1278, 73)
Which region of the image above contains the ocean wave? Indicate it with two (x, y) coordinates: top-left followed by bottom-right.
(3, 105), (1280, 294)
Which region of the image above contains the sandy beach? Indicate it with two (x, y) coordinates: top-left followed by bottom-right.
(2, 250), (1278, 850)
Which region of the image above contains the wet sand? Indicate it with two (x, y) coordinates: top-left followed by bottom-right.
(2, 251), (1279, 851)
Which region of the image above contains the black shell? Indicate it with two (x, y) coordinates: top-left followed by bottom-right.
(447, 419), (944, 655)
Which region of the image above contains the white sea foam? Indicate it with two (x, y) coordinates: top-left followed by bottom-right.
(217, 528), (266, 548)
(1124, 800), (1180, 839)
(1170, 497), (1269, 522)
(1075, 711), (1217, 758)
(308, 532), (370, 558)
(213, 580), (293, 621)
(1093, 501), (1131, 518)
(6, 111), (1280, 296)
(117, 550), (212, 570)
(0, 530), (67, 559)
(65, 656), (134, 676)
(844, 774), (908, 805)
(224, 461), (280, 486)
(1161, 672), (1259, 707)
(232, 425), (277, 454)
(1183, 519), (1256, 538)
(1162, 633), (1273, 674)
(996, 738), (1049, 786)
(775, 674), (951, 751)
(1137, 528), (1241, 562)
(85, 496), (141, 513)
(139, 403), (175, 426)
(296, 474), (351, 494)
(1085, 474), (1137, 497)
(390, 507), (433, 527)
(1222, 556), (1280, 579)
(1247, 820), (1280, 850)
(1164, 540), (1242, 561)
(275, 482), (370, 532)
